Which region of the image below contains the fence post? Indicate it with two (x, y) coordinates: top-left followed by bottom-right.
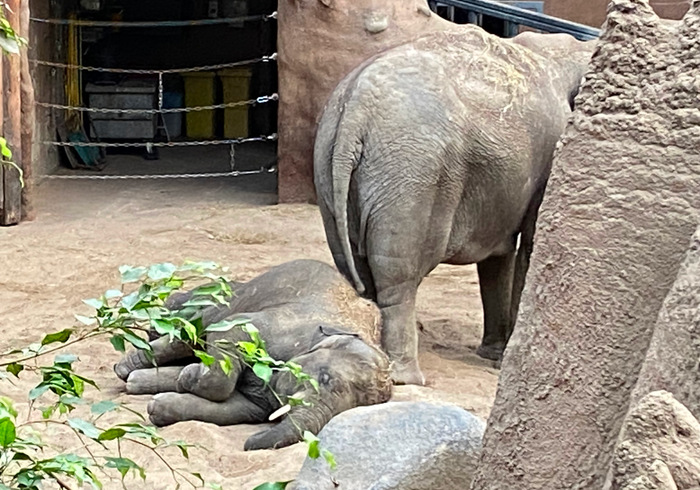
(20, 0), (35, 220)
(1, 0), (23, 226)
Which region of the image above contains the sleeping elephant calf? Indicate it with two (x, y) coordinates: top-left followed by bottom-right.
(314, 26), (597, 385)
(113, 259), (392, 451)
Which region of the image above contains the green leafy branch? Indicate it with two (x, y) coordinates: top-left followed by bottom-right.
(1, 261), (336, 489)
(0, 2), (26, 55)
(0, 357), (208, 490)
(0, 138), (23, 188)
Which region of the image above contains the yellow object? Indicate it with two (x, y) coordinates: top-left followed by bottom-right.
(182, 72), (216, 139)
(218, 68), (252, 139)
(66, 12), (81, 130)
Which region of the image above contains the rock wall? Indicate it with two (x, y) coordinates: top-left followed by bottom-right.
(610, 391), (700, 490)
(472, 0), (700, 488)
(630, 227), (700, 421)
(276, 0), (455, 203)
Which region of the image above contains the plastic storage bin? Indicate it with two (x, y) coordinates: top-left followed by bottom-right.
(218, 67), (252, 138)
(182, 72), (216, 139)
(162, 91), (183, 139)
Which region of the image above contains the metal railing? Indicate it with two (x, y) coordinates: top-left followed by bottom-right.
(429, 0), (600, 40)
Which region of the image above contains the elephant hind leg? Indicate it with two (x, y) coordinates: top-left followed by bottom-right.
(476, 251), (516, 361)
(369, 255), (424, 386)
(508, 186), (545, 341)
(114, 336), (192, 381)
(147, 391), (269, 427)
(126, 366), (185, 395)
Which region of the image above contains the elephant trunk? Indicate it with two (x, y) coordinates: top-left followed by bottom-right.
(243, 398), (338, 451)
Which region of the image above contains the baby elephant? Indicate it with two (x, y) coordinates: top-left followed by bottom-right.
(113, 259), (392, 450)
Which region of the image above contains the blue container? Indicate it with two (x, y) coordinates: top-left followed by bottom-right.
(163, 91), (184, 138)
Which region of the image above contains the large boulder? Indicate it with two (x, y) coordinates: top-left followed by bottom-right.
(611, 391), (700, 490)
(290, 401), (485, 490)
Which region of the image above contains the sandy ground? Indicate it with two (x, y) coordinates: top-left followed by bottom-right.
(0, 169), (498, 489)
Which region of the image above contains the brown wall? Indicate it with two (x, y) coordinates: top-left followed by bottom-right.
(544, 0), (690, 27)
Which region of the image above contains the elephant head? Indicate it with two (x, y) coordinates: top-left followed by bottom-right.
(511, 31), (598, 109)
(243, 326), (392, 450)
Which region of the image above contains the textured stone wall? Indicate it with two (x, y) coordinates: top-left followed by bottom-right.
(472, 0), (700, 488)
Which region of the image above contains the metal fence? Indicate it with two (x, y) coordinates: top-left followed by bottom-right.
(429, 0), (600, 40)
(32, 11), (279, 180)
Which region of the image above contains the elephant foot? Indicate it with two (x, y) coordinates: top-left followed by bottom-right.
(147, 392), (183, 427)
(476, 343), (504, 362)
(390, 359), (426, 386)
(175, 362), (235, 402)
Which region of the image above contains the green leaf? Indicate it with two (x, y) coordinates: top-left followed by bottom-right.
(0, 33), (20, 55)
(194, 350), (216, 366)
(182, 298), (219, 308)
(40, 329), (73, 346)
(308, 378), (320, 393)
(252, 483), (291, 490)
(241, 323), (260, 335)
(110, 335), (126, 353)
(6, 362), (23, 378)
(28, 385), (50, 400)
(59, 395), (85, 406)
(119, 265), (147, 284)
(253, 481), (292, 490)
(55, 353), (78, 365)
(120, 291), (140, 311)
(0, 397), (18, 418)
(0, 417), (17, 447)
(178, 318), (199, 343)
(147, 262), (178, 281)
(82, 298), (104, 310)
(42, 405), (56, 419)
(303, 431), (320, 459)
(91, 400), (120, 415)
(104, 289), (123, 300)
(287, 393), (309, 407)
(0, 137), (11, 158)
(322, 449), (337, 470)
(173, 441), (190, 459)
(98, 427), (126, 441)
(121, 330), (151, 351)
(105, 457), (146, 480)
(67, 418), (102, 440)
(237, 341), (257, 356)
(253, 363), (273, 384)
(151, 318), (177, 336)
(206, 317), (249, 333)
(74, 314), (97, 326)
(219, 356), (233, 376)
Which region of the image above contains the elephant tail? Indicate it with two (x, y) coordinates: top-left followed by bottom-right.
(330, 110), (366, 295)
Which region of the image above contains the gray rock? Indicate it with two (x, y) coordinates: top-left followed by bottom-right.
(289, 401), (485, 490)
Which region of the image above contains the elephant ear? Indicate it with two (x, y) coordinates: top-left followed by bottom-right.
(309, 325), (359, 351)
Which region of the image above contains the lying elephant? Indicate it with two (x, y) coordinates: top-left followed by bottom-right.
(314, 26), (596, 385)
(114, 259), (392, 450)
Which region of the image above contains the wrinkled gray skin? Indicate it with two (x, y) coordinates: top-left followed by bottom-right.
(314, 26), (596, 385)
(114, 259), (391, 451)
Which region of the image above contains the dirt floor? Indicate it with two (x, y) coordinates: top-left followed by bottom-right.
(0, 168), (499, 489)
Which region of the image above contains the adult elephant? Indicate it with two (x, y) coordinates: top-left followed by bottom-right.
(314, 26), (596, 385)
